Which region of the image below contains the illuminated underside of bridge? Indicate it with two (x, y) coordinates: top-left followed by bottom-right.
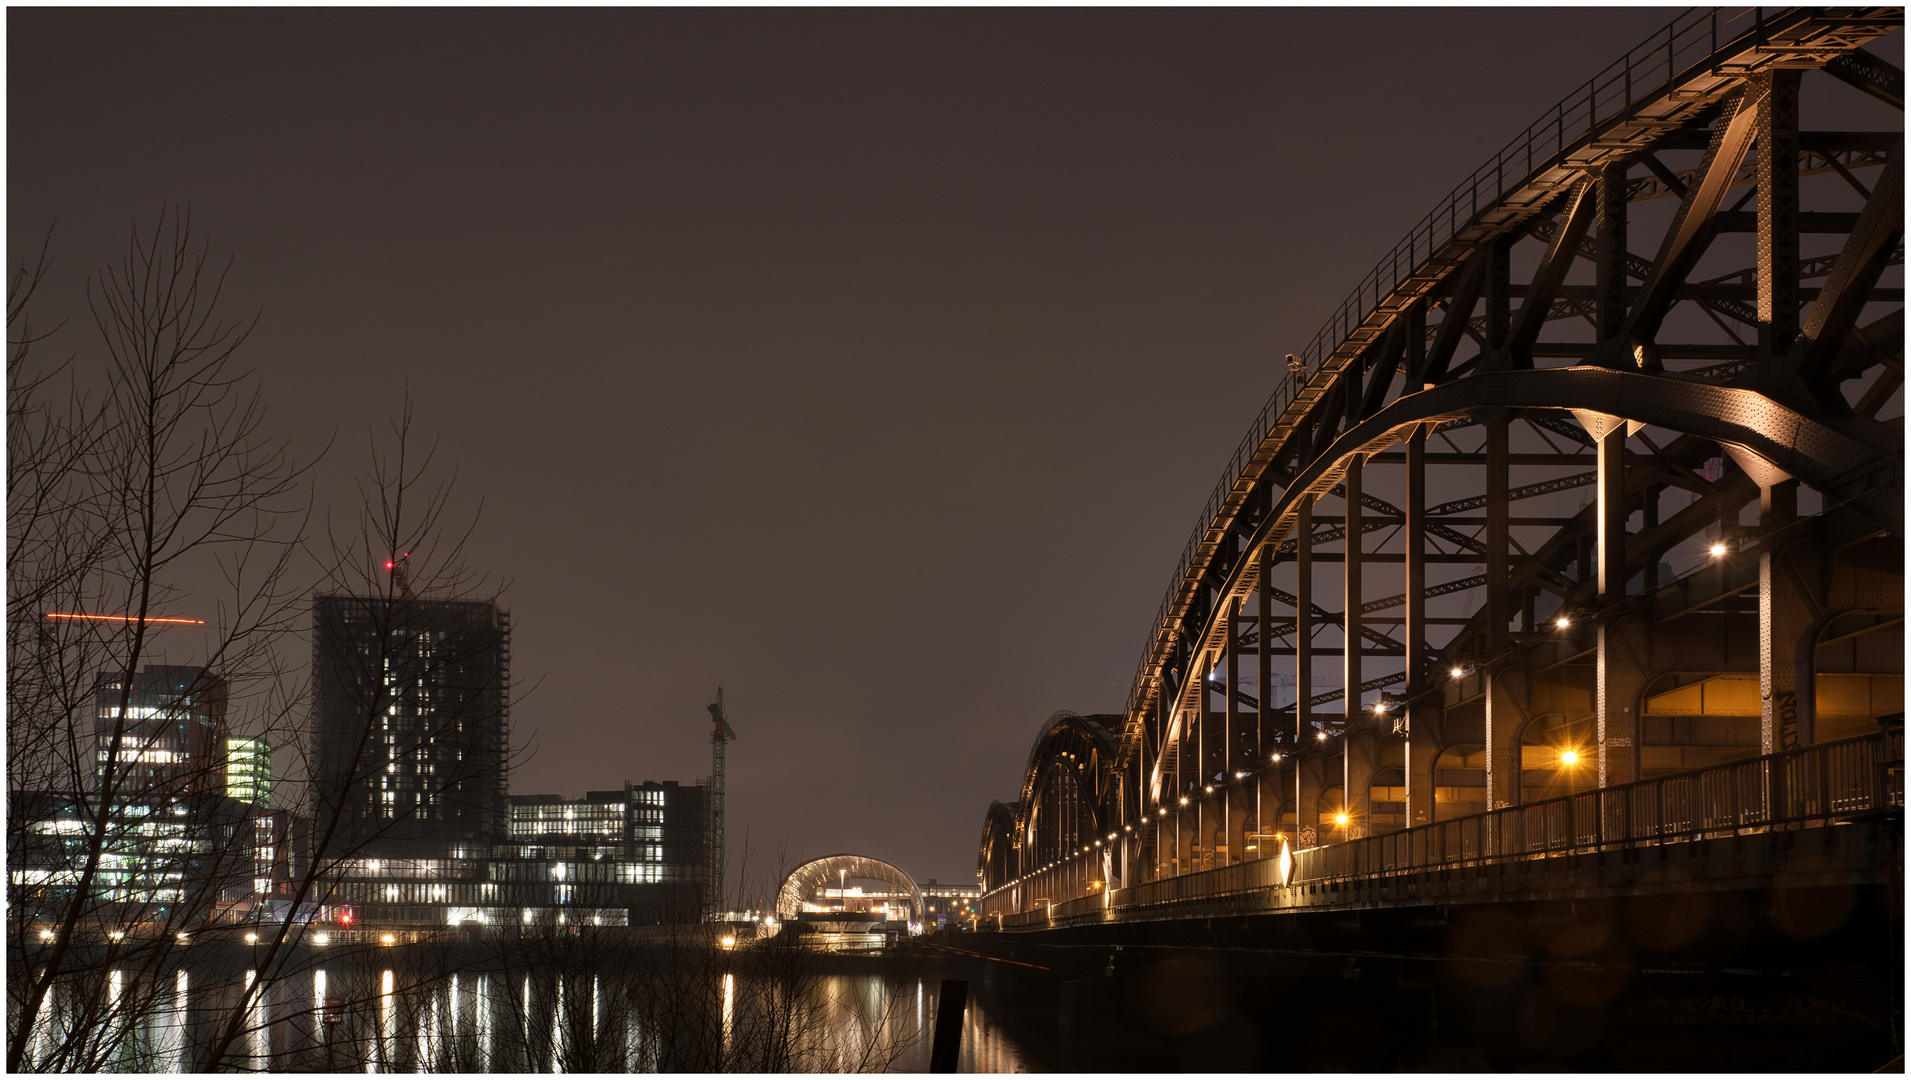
(978, 7), (1904, 932)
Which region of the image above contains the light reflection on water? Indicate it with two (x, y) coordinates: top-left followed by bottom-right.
(65, 961), (1036, 1073)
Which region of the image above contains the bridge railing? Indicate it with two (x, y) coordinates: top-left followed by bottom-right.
(983, 726), (1902, 925)
(1121, 5), (1822, 723)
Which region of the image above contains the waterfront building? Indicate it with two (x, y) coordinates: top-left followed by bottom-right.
(307, 781), (711, 930)
(496, 781), (711, 925)
(917, 879), (982, 927)
(8, 787), (252, 926)
(810, 879), (980, 928)
(8, 666), (247, 925)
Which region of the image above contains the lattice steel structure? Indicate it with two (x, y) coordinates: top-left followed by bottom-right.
(979, 8), (1903, 918)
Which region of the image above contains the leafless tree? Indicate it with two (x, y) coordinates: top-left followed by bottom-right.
(7, 208), (316, 1072)
(6, 213), (518, 1074)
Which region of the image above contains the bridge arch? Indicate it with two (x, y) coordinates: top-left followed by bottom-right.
(979, 7), (1902, 924)
(977, 800), (1020, 894)
(1015, 712), (1121, 871)
(775, 854), (924, 926)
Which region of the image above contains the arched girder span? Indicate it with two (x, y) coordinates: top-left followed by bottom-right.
(977, 800), (1020, 894)
(1108, 7), (1905, 775)
(1015, 711), (1121, 870)
(982, 7), (1902, 920)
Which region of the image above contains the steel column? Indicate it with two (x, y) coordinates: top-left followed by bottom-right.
(1757, 69), (1802, 358)
(1343, 457), (1367, 838)
(1596, 612), (1647, 788)
(1486, 233), (1512, 351)
(1595, 162), (1628, 343)
(1487, 412), (1510, 654)
(1295, 495), (1319, 846)
(1760, 480), (1807, 754)
(1597, 426), (1628, 599)
(1224, 596), (1241, 866)
(1404, 421), (1437, 827)
(1485, 411), (1519, 810)
(1257, 539), (1272, 854)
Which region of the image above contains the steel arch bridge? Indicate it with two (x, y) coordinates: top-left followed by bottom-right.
(979, 7), (1904, 926)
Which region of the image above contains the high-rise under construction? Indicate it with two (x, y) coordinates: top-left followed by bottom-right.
(309, 592), (511, 858)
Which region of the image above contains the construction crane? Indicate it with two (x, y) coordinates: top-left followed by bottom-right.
(706, 687), (737, 921)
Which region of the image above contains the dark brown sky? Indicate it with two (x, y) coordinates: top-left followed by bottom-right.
(12, 9), (1899, 890)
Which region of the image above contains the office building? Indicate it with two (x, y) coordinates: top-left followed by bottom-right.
(497, 781), (710, 924)
(93, 665), (227, 798)
(226, 736), (271, 807)
(311, 781), (711, 929)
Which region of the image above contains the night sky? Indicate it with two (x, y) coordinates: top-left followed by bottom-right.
(12, 9), (1899, 891)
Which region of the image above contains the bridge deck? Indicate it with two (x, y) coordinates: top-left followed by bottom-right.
(986, 727), (1902, 929)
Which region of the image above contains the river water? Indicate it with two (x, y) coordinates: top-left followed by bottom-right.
(23, 949), (1041, 1073)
